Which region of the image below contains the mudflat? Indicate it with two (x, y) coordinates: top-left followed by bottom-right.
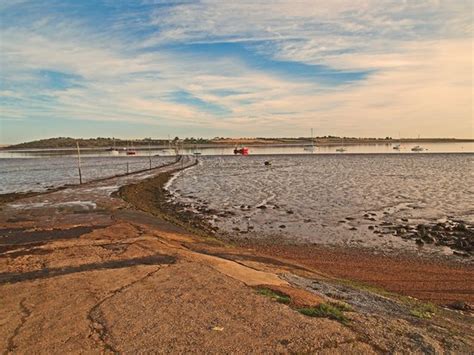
(1, 156), (472, 353)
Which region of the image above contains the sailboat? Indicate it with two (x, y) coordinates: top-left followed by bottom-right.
(336, 137), (347, 152)
(192, 144), (201, 156)
(106, 138), (119, 155)
(411, 135), (425, 152)
(393, 133), (401, 150)
(304, 128), (316, 153)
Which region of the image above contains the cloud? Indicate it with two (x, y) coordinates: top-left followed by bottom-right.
(0, 0), (472, 142)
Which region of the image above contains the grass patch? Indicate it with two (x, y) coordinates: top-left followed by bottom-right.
(328, 301), (353, 312)
(257, 288), (291, 304)
(410, 302), (437, 319)
(298, 303), (349, 324)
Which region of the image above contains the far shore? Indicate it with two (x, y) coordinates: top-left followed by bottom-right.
(2, 137), (473, 151)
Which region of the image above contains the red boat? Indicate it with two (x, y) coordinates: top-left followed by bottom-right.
(233, 147), (249, 155)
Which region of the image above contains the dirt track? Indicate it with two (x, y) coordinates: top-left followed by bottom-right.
(1, 156), (473, 353)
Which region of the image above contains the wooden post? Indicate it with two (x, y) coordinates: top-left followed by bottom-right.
(148, 142), (152, 170)
(76, 141), (82, 184)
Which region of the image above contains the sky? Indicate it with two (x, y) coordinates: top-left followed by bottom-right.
(0, 0), (472, 143)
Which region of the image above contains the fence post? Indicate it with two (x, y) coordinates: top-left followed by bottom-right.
(76, 141), (82, 184)
(148, 142), (152, 170)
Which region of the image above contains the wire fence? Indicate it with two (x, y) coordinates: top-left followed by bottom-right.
(0, 155), (178, 194)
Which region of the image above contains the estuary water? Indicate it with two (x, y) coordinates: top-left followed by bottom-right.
(168, 153), (474, 256)
(0, 156), (176, 194)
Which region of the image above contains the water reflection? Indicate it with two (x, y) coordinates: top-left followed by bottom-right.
(0, 141), (472, 159)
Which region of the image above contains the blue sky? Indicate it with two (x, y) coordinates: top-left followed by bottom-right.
(0, 1), (472, 143)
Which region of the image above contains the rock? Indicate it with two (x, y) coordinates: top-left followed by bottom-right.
(397, 228), (407, 235)
(422, 235), (435, 244)
(401, 218), (409, 222)
(256, 205), (267, 209)
(455, 239), (469, 250)
(286, 210), (294, 214)
(454, 223), (467, 232)
(349, 227), (357, 231)
(279, 225), (286, 229)
(346, 217), (355, 220)
(368, 226), (375, 230)
(453, 251), (470, 258)
(415, 239), (424, 246)
(448, 301), (473, 311)
(417, 224), (425, 230)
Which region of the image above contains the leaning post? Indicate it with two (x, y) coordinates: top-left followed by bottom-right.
(76, 141), (83, 184)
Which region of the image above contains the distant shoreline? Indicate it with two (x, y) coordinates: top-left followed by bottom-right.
(2, 137), (473, 151)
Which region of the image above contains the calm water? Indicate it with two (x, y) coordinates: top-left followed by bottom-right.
(0, 141), (472, 158)
(0, 156), (176, 194)
(169, 153), (474, 255)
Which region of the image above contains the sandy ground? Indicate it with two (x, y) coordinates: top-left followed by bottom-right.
(1, 155), (473, 353)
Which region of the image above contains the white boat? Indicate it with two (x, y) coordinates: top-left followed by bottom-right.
(393, 132), (402, 150)
(107, 138), (120, 154)
(411, 145), (424, 152)
(336, 137), (347, 153)
(304, 128), (316, 152)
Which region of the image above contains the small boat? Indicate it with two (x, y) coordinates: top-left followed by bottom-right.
(336, 137), (346, 153)
(106, 138), (119, 154)
(393, 133), (401, 150)
(411, 145), (424, 152)
(234, 147), (249, 155)
(304, 128), (316, 152)
(126, 141), (137, 155)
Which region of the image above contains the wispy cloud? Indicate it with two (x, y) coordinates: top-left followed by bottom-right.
(0, 1), (472, 142)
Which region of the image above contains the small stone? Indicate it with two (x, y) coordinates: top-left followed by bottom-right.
(449, 301), (472, 311)
(279, 225), (286, 229)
